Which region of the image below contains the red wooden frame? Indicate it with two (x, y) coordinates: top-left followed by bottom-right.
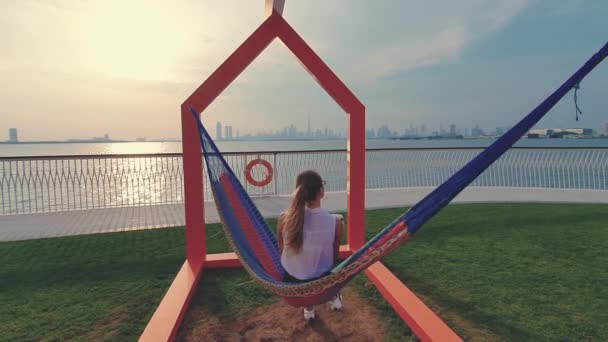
(140, 3), (461, 341)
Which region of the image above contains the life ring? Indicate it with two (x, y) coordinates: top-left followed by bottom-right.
(245, 158), (274, 187)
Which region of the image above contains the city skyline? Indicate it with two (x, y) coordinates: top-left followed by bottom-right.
(5, 119), (608, 143)
(205, 119), (608, 141)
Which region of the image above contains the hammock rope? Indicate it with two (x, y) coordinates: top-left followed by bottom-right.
(191, 41), (607, 306)
(574, 82), (582, 121)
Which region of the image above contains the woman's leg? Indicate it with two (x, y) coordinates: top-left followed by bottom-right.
(327, 292), (343, 310)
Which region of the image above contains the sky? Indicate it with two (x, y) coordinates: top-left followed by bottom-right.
(1, 0), (607, 141)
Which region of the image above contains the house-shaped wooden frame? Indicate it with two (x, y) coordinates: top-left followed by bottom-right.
(140, 2), (461, 341)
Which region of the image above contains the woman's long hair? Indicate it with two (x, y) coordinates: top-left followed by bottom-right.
(282, 170), (324, 253)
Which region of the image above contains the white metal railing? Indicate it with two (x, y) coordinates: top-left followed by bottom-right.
(1, 147), (607, 215)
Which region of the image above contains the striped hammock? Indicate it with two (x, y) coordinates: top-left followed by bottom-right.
(193, 42), (607, 307)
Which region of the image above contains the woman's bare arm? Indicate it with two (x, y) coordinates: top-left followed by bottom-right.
(277, 214), (284, 254)
(333, 217), (344, 263)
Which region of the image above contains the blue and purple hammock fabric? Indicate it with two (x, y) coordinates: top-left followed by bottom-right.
(192, 42), (607, 306)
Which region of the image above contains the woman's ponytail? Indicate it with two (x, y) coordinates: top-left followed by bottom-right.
(283, 185), (307, 252)
(281, 170), (324, 253)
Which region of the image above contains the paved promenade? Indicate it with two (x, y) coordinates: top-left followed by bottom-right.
(1, 187), (606, 241)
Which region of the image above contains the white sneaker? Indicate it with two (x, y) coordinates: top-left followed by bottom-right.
(303, 307), (315, 321)
(327, 292), (343, 311)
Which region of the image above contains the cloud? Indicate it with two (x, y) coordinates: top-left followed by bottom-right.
(357, 0), (536, 82)
(477, 0), (534, 31)
(363, 25), (469, 80)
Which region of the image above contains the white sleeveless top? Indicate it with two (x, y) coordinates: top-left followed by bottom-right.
(281, 207), (337, 280)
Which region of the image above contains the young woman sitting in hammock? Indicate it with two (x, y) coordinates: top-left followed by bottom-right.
(277, 170), (345, 321)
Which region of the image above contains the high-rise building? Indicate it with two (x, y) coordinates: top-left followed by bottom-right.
(216, 122), (223, 140)
(449, 124), (456, 137)
(307, 114), (311, 137)
(377, 125), (391, 138)
(366, 129), (372, 138)
(8, 128), (18, 143)
(471, 124), (484, 137)
(495, 126), (510, 136)
(224, 126), (233, 140)
(604, 122), (608, 136)
(288, 125), (297, 137)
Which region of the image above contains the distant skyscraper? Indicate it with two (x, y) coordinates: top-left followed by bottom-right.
(605, 122), (608, 136)
(224, 126), (233, 140)
(377, 125), (391, 138)
(471, 124), (484, 137)
(307, 114), (311, 137)
(495, 126), (510, 136)
(216, 122), (223, 140)
(449, 124), (456, 137)
(8, 128), (18, 143)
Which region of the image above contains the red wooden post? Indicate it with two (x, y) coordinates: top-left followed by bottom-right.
(347, 108), (366, 249)
(181, 107), (206, 267)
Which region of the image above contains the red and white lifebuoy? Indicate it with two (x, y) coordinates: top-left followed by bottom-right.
(245, 158), (274, 187)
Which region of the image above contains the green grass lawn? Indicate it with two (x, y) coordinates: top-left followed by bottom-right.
(1, 203), (606, 341)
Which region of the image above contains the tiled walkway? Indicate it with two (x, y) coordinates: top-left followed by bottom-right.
(1, 187), (606, 241)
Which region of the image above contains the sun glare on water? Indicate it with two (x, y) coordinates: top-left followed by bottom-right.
(106, 142), (168, 155)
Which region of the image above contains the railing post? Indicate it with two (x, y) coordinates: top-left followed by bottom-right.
(273, 152), (278, 195)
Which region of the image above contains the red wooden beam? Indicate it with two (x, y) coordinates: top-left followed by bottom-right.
(365, 262), (462, 342)
(139, 260), (204, 342)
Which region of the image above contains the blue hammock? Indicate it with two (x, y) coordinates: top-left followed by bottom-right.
(193, 41), (607, 306)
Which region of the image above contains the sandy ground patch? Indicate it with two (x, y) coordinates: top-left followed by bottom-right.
(178, 287), (390, 341)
